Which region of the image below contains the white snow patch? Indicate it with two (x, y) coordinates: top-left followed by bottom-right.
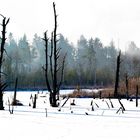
(0, 91), (140, 140)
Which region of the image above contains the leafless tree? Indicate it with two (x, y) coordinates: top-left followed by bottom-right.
(125, 73), (129, 100)
(33, 94), (37, 108)
(114, 51), (121, 98)
(43, 2), (66, 107)
(136, 85), (138, 107)
(12, 78), (18, 105)
(0, 14), (10, 110)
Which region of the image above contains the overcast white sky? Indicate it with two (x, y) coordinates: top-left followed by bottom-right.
(1, 0), (140, 50)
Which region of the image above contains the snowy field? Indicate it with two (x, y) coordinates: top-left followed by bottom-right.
(1, 90), (140, 140)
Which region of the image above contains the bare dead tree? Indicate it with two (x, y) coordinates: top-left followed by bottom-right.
(125, 73), (129, 100)
(116, 107), (124, 114)
(113, 51), (126, 111)
(12, 77), (18, 105)
(109, 98), (114, 108)
(118, 99), (125, 111)
(136, 85), (138, 107)
(91, 104), (94, 111)
(33, 94), (37, 108)
(105, 100), (110, 109)
(0, 14), (10, 110)
(114, 51), (121, 98)
(99, 91), (102, 99)
(43, 2), (66, 107)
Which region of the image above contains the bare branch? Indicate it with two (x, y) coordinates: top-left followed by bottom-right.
(56, 66), (62, 73)
(57, 53), (67, 92)
(42, 31), (52, 94)
(0, 14), (5, 18)
(6, 18), (10, 25)
(56, 55), (60, 60)
(56, 47), (61, 53)
(42, 66), (46, 71)
(50, 31), (54, 81)
(0, 71), (8, 76)
(4, 49), (11, 59)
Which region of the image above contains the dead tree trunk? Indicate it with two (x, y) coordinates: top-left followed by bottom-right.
(43, 2), (66, 107)
(118, 99), (125, 111)
(99, 91), (102, 99)
(12, 77), (18, 105)
(33, 94), (37, 109)
(136, 85), (138, 107)
(0, 15), (10, 110)
(125, 73), (129, 100)
(109, 99), (114, 108)
(114, 51), (121, 98)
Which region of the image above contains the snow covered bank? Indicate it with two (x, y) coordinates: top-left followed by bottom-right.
(1, 91), (140, 140)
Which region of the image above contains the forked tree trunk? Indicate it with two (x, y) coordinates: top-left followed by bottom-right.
(43, 3), (66, 107)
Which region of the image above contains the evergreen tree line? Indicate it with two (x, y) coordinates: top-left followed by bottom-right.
(3, 33), (140, 90)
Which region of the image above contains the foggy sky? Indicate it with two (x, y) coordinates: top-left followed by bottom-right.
(1, 0), (140, 50)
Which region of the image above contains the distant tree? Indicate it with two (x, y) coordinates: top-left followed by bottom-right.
(0, 14), (10, 110)
(124, 41), (140, 77)
(75, 36), (118, 86)
(32, 34), (45, 68)
(58, 34), (75, 67)
(76, 35), (88, 85)
(86, 38), (96, 85)
(18, 34), (31, 67)
(102, 41), (117, 85)
(18, 35), (31, 87)
(4, 33), (18, 87)
(58, 34), (75, 85)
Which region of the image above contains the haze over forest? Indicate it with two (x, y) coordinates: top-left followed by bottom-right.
(1, 0), (140, 90)
(3, 32), (140, 89)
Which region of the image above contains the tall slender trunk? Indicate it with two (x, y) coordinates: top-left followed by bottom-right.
(43, 3), (66, 107)
(125, 73), (129, 100)
(12, 77), (18, 105)
(136, 85), (138, 107)
(114, 51), (121, 98)
(0, 15), (10, 110)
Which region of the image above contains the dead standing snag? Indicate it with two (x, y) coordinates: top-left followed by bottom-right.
(43, 3), (66, 107)
(0, 14), (10, 110)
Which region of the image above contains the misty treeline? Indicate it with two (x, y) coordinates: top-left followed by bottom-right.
(3, 33), (140, 90)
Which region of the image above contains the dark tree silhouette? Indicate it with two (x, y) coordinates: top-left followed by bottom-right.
(0, 14), (10, 110)
(136, 85), (138, 107)
(12, 77), (18, 105)
(43, 2), (66, 107)
(125, 73), (129, 100)
(33, 94), (37, 108)
(114, 51), (121, 98)
(114, 51), (126, 111)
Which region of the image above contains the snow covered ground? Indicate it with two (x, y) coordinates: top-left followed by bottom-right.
(1, 90), (140, 140)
